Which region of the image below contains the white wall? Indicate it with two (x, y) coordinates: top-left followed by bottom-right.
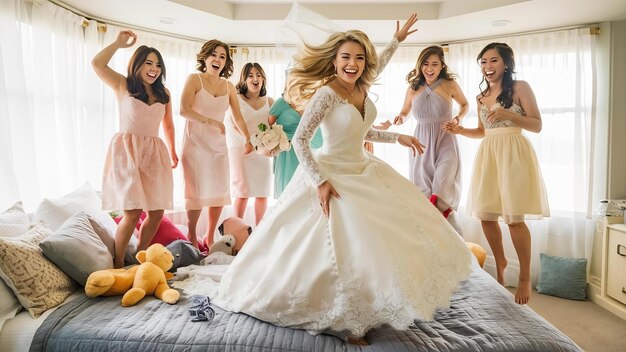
(590, 19), (626, 284)
(608, 20), (626, 199)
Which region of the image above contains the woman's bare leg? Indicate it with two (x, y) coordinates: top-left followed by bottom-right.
(186, 209), (202, 248)
(137, 209), (164, 250)
(254, 197), (267, 224)
(509, 221), (532, 304)
(233, 198), (248, 219)
(114, 209), (142, 268)
(205, 206), (223, 247)
(481, 220), (507, 285)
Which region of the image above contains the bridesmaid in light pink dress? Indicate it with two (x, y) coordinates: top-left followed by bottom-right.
(93, 30), (178, 268)
(180, 39), (254, 249)
(225, 63), (274, 224)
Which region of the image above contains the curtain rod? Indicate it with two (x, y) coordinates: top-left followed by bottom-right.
(48, 0), (600, 48)
(48, 0), (207, 43)
(440, 24), (599, 47)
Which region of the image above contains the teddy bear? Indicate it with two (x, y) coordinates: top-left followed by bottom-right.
(208, 234), (236, 255)
(466, 242), (487, 268)
(217, 217), (252, 255)
(85, 243), (180, 307)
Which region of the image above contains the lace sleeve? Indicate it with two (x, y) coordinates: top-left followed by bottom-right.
(365, 129), (399, 143)
(293, 87), (336, 187)
(377, 38), (400, 75)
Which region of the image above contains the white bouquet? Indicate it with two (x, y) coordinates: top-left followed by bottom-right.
(250, 123), (291, 157)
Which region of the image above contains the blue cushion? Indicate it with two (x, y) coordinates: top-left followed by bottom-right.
(536, 253), (587, 301)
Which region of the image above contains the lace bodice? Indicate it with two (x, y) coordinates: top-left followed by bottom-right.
(293, 39), (400, 187)
(480, 102), (525, 129)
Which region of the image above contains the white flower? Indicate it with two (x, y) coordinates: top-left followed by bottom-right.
(261, 132), (279, 150)
(279, 138), (290, 151)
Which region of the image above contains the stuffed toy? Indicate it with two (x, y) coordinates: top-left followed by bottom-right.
(217, 217), (252, 255)
(85, 243), (180, 307)
(208, 234), (236, 255)
(466, 242), (487, 268)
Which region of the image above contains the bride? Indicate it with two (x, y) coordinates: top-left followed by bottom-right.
(213, 14), (472, 344)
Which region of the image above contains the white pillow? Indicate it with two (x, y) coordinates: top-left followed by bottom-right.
(32, 182), (117, 233)
(0, 201), (30, 237)
(0, 201), (29, 328)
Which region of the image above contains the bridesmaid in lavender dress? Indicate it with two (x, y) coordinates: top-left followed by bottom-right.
(394, 45), (468, 234)
(180, 39), (253, 249)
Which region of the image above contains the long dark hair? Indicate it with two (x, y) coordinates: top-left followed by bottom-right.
(126, 45), (169, 104)
(477, 42), (515, 108)
(196, 40), (233, 78)
(406, 45), (455, 90)
(236, 62), (267, 98)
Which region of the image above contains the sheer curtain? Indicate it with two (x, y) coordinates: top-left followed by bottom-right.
(445, 29), (601, 285)
(0, 0), (97, 211)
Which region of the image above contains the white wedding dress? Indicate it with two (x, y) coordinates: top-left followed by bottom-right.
(212, 40), (472, 338)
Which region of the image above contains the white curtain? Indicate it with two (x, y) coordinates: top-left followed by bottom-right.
(0, 0), (96, 210)
(445, 29), (601, 285)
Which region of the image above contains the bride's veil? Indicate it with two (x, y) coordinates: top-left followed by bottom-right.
(275, 3), (343, 85)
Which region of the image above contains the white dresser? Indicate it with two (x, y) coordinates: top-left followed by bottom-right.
(594, 217), (626, 319)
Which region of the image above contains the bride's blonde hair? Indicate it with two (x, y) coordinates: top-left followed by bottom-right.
(285, 30), (378, 110)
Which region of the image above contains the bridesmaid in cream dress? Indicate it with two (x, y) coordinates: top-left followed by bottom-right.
(92, 30), (178, 268)
(445, 42), (549, 305)
(225, 63), (274, 224)
(180, 39), (253, 248)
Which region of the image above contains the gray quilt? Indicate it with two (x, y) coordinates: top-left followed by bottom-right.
(30, 263), (582, 352)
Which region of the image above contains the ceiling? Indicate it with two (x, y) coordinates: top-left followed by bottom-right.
(54, 0), (626, 45)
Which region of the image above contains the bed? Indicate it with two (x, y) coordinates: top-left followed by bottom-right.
(0, 258), (582, 352)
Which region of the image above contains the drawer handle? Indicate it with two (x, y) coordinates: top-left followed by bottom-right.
(623, 287), (626, 294)
(619, 244), (626, 256)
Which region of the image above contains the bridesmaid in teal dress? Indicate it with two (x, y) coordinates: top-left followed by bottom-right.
(268, 97), (323, 198)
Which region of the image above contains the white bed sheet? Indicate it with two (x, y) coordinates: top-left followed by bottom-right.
(0, 292), (83, 352)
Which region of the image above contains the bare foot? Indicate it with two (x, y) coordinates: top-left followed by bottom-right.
(496, 259), (508, 285)
(515, 280), (531, 305)
(347, 337), (369, 346)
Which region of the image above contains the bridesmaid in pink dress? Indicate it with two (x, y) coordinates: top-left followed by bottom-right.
(92, 30), (178, 268)
(180, 40), (253, 248)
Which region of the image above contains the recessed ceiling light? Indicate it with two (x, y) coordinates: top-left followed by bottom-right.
(491, 20), (511, 27)
(159, 17), (176, 25)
